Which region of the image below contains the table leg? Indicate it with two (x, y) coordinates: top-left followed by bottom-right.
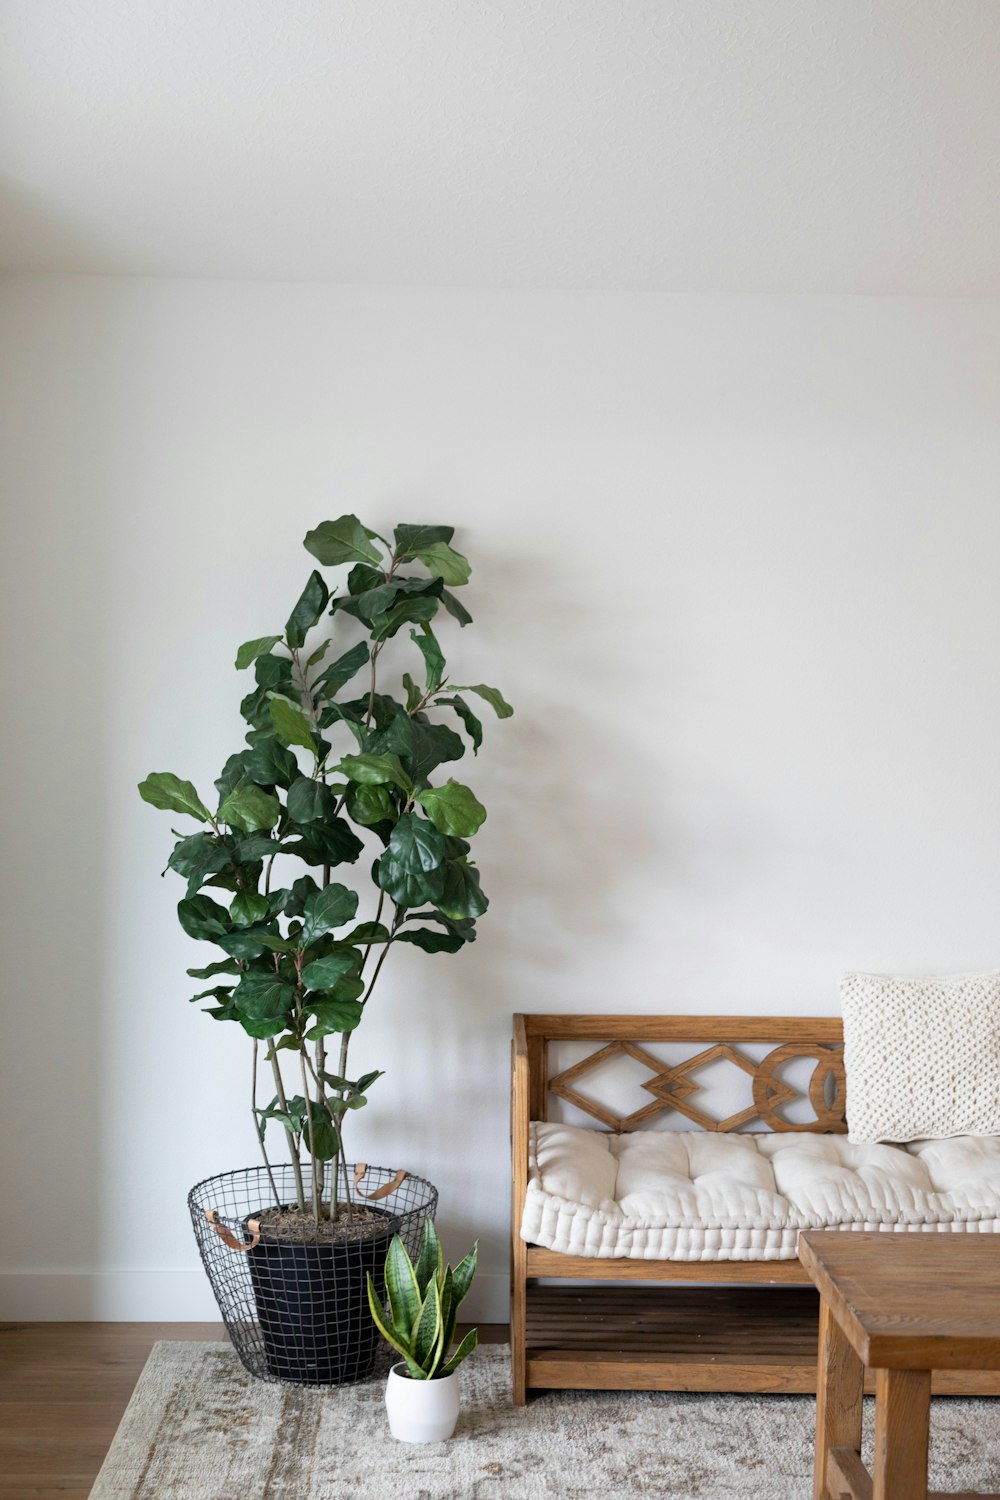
(814, 1297), (864, 1500)
(872, 1367), (930, 1500)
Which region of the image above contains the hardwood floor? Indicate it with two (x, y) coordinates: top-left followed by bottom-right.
(0, 1322), (507, 1499)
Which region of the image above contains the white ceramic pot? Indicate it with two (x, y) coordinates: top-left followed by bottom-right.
(384, 1362), (460, 1443)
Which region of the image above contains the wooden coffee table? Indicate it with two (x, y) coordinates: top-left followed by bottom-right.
(800, 1231), (1000, 1500)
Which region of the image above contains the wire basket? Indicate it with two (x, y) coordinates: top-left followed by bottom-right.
(188, 1163), (438, 1386)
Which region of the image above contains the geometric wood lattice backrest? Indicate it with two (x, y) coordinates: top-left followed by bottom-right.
(522, 1014), (847, 1134)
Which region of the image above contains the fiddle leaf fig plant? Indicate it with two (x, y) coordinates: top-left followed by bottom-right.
(140, 517), (511, 1225)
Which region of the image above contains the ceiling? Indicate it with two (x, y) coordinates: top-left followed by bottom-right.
(2, 1), (999, 293)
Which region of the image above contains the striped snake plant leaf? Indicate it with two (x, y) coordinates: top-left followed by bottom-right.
(438, 1265), (457, 1357)
(413, 1218), (443, 1297)
(439, 1326), (478, 1377)
(412, 1277), (445, 1378)
(451, 1241), (478, 1309)
(365, 1273), (425, 1381)
(384, 1234), (422, 1342)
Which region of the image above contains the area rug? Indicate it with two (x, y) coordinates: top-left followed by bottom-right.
(89, 1341), (1000, 1499)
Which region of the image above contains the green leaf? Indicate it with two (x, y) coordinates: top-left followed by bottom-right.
(384, 1234), (422, 1344)
(347, 563), (384, 596)
(300, 883), (359, 944)
(410, 627), (445, 692)
(177, 894), (230, 940)
(366, 1275), (424, 1379)
(393, 927), (464, 954)
(215, 927), (270, 959)
(301, 953), (358, 991)
(232, 833), (283, 864)
(188, 984), (233, 1004)
(268, 694), (316, 752)
(305, 999), (364, 1037)
(337, 752), (410, 790)
(238, 1014), (287, 1039)
(440, 1327), (478, 1377)
(441, 589), (473, 627)
(345, 921), (390, 946)
(414, 1219), (443, 1297)
(413, 1277), (444, 1377)
(312, 641), (370, 699)
(235, 635), (282, 671)
(285, 775), (335, 823)
(249, 931), (299, 954)
(415, 780), (487, 838)
(393, 524), (455, 557)
(385, 813), (447, 874)
(282, 818), (364, 868)
(230, 890), (269, 927)
(317, 700), (366, 746)
(402, 671), (422, 713)
(377, 814), (448, 907)
(450, 683), (513, 718)
(167, 832), (232, 896)
(304, 514), (382, 568)
(232, 971), (297, 1020)
(214, 752), (250, 802)
(306, 640), (331, 668)
(450, 1240), (478, 1309)
(414, 541), (471, 586)
(218, 784), (281, 833)
(139, 772), (212, 823)
(186, 957), (241, 979)
(368, 712), (464, 783)
(243, 736), (299, 789)
(372, 594), (439, 642)
(437, 861), (488, 920)
(285, 570), (329, 649)
(346, 782), (395, 828)
(436, 695), (482, 755)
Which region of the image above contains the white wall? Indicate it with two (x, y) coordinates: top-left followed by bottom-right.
(2, 277), (999, 1320)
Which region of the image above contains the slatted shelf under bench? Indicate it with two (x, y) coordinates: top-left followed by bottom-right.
(523, 1285), (1000, 1397)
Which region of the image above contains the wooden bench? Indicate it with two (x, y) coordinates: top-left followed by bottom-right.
(511, 1013), (1000, 1405)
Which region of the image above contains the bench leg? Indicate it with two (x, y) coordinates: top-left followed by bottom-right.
(872, 1367), (929, 1500)
(510, 1235), (528, 1406)
(814, 1297), (864, 1500)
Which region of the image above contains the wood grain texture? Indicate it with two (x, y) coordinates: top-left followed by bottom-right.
(800, 1232), (1000, 1370)
(525, 1247), (815, 1282)
(534, 1013), (847, 1135)
(814, 1298), (864, 1500)
(0, 1321), (504, 1499)
(510, 1028), (531, 1407)
(873, 1367), (930, 1500)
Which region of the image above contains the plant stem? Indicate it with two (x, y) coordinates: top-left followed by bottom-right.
(268, 1048), (306, 1212)
(297, 1040), (322, 1222)
(252, 1040), (281, 1207)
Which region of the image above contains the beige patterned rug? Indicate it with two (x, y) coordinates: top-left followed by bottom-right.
(90, 1341), (1000, 1499)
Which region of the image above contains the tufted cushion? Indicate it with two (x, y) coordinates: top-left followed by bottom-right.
(520, 1122), (1000, 1260)
(840, 969), (1000, 1143)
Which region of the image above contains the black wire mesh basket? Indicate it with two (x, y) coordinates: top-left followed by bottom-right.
(189, 1163), (438, 1386)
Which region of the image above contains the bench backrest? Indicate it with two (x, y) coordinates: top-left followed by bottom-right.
(514, 1013), (846, 1134)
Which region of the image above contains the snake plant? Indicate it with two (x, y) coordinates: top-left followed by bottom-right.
(367, 1219), (478, 1378)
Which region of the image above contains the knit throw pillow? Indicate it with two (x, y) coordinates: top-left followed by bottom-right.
(840, 970), (1000, 1144)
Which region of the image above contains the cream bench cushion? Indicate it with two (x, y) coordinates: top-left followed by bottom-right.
(520, 1122), (1000, 1261)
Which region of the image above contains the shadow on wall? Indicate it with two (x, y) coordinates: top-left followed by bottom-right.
(476, 545), (668, 977)
(0, 279), (119, 1316)
(0, 177), (122, 272)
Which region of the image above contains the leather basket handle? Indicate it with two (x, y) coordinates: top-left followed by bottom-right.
(353, 1163), (408, 1202)
(205, 1208), (260, 1252)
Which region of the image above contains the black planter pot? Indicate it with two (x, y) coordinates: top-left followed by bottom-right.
(246, 1207), (398, 1386)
